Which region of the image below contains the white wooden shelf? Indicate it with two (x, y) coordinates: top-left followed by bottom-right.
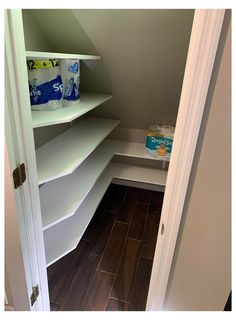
(36, 117), (120, 184)
(43, 161), (167, 266)
(111, 161), (167, 186)
(103, 139), (170, 162)
(32, 93), (112, 128)
(26, 50), (101, 60)
(40, 145), (113, 230)
(43, 165), (113, 266)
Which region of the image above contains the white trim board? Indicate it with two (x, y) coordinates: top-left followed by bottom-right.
(5, 10), (50, 311)
(146, 9), (225, 311)
(112, 179), (165, 192)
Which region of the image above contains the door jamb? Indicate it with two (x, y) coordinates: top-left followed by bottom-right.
(146, 9), (225, 310)
(5, 9), (50, 311)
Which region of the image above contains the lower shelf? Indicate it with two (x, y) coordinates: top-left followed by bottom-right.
(44, 161), (167, 266)
(111, 161), (167, 186)
(40, 146), (113, 230)
(44, 166), (113, 267)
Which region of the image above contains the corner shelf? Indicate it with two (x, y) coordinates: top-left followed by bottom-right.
(36, 117), (120, 184)
(40, 139), (168, 230)
(32, 93), (112, 128)
(26, 50), (101, 60)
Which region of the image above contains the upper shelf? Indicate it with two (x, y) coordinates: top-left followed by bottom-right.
(31, 92), (112, 128)
(36, 117), (120, 185)
(26, 50), (101, 60)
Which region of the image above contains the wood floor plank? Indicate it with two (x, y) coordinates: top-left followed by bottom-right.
(82, 271), (114, 311)
(98, 183), (126, 213)
(128, 257), (153, 311)
(110, 238), (142, 302)
(141, 214), (160, 259)
(117, 190), (136, 223)
(127, 186), (151, 203)
(148, 191), (164, 215)
(47, 258), (61, 281)
(58, 253), (100, 310)
(98, 222), (128, 273)
(82, 211), (116, 256)
(128, 202), (148, 240)
(50, 303), (59, 311)
(48, 240), (89, 304)
(106, 298), (129, 311)
(48, 185), (157, 311)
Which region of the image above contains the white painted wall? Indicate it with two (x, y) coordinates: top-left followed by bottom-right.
(22, 9), (194, 131)
(164, 11), (231, 311)
(22, 10), (52, 51)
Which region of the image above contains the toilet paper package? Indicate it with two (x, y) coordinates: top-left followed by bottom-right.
(27, 59), (63, 110)
(146, 125), (175, 160)
(60, 59), (80, 106)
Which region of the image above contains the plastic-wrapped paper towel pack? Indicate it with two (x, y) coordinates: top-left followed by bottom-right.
(27, 58), (80, 110)
(146, 124), (175, 160)
(27, 59), (63, 110)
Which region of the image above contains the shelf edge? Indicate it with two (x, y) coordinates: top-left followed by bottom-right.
(26, 50), (101, 60)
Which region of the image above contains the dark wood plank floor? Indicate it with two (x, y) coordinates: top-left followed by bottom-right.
(47, 183), (164, 311)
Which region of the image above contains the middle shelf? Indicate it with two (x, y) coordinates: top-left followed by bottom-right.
(36, 117), (120, 184)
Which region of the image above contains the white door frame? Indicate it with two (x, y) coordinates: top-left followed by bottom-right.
(5, 9), (50, 311)
(146, 9), (225, 310)
(5, 9), (225, 311)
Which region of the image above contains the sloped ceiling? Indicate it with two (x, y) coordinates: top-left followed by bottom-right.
(22, 9), (194, 129)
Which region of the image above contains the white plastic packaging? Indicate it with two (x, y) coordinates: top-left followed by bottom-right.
(60, 59), (80, 107)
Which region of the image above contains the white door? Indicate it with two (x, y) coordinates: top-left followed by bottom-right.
(4, 8), (225, 311)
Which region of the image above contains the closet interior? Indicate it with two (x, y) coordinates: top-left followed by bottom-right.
(21, 9), (194, 310)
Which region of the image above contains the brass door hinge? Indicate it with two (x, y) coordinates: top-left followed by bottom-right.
(13, 163), (26, 189)
(30, 285), (39, 306)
